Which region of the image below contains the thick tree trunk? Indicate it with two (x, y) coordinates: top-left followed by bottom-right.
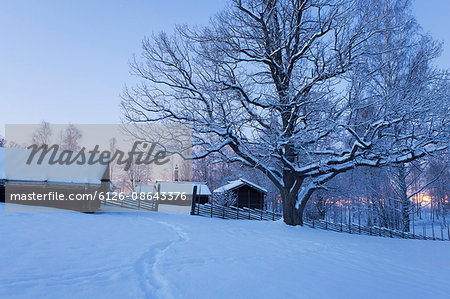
(283, 191), (302, 225)
(282, 187), (313, 226)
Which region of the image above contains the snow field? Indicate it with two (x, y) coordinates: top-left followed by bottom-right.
(0, 203), (449, 299)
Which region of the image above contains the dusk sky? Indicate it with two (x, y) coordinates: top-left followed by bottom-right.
(1, 0), (449, 136)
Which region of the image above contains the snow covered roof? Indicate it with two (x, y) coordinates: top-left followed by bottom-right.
(0, 147), (109, 184)
(213, 178), (268, 194)
(155, 181), (212, 196)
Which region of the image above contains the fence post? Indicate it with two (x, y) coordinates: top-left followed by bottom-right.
(432, 221), (435, 240)
(272, 210), (275, 221)
(248, 189), (251, 219)
(358, 206), (361, 234)
(154, 184), (160, 212)
(210, 201), (213, 218)
(348, 206), (351, 234)
(190, 185), (198, 215)
(260, 196), (263, 220)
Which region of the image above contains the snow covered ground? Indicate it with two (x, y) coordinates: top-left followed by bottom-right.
(0, 203), (449, 299)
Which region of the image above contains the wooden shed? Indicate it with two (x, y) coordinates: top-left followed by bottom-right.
(213, 178), (267, 210)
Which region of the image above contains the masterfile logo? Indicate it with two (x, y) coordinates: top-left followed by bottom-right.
(26, 141), (170, 170)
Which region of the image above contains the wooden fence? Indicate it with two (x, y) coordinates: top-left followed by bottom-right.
(102, 195), (159, 212)
(192, 203), (447, 240)
(190, 201), (447, 241)
(191, 202), (282, 221)
(190, 185), (282, 221)
(303, 217), (449, 241)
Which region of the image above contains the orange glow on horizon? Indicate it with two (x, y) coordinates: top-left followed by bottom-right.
(421, 195), (432, 204)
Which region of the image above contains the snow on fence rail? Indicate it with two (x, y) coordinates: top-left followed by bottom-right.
(191, 203), (282, 221)
(303, 217), (450, 241)
(102, 195), (158, 212)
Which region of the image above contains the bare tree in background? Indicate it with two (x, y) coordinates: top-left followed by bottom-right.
(426, 156), (450, 233)
(358, 0), (449, 232)
(32, 121), (53, 146)
(59, 124), (82, 152)
(122, 0), (449, 225)
(0, 135), (5, 147)
(192, 149), (234, 189)
(120, 161), (151, 192)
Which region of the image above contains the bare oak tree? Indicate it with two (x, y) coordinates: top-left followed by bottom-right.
(122, 0), (449, 225)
